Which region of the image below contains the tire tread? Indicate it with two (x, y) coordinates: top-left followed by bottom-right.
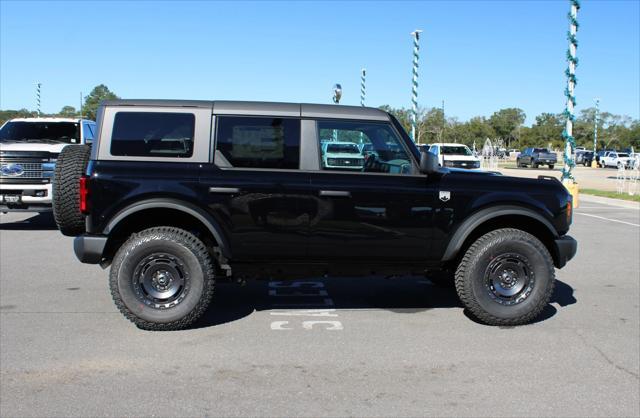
(109, 226), (215, 331)
(454, 228), (555, 326)
(52, 145), (91, 236)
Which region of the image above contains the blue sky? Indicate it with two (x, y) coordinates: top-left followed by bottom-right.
(1, 0), (638, 124)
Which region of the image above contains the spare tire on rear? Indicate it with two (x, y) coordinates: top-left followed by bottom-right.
(53, 145), (91, 236)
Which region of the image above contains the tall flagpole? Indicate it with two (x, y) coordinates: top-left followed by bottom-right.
(360, 68), (366, 107)
(410, 29), (422, 142)
(561, 0), (580, 182)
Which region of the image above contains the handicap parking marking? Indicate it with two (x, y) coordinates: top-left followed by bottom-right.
(268, 280), (344, 331)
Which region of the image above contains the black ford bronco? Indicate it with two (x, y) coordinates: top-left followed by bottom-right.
(52, 100), (577, 330)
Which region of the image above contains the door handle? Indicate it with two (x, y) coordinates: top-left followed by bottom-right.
(319, 190), (351, 197)
(209, 187), (240, 194)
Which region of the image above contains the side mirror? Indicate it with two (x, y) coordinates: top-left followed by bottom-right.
(420, 151), (439, 174)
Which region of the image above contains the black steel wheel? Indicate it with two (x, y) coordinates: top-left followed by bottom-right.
(484, 253), (534, 306)
(454, 228), (555, 326)
(110, 227), (215, 331)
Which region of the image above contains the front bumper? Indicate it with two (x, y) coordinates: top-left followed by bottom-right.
(0, 183), (52, 212)
(74, 234), (108, 264)
(553, 235), (577, 268)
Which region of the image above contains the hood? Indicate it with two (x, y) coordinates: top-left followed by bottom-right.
(442, 155), (480, 162)
(0, 142), (69, 154)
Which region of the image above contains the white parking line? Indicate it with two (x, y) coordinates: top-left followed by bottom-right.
(574, 212), (640, 227)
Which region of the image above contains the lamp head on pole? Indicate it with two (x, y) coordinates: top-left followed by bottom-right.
(332, 84), (342, 104)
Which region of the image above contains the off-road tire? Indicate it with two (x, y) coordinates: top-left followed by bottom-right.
(110, 227), (215, 331)
(454, 228), (555, 326)
(52, 145), (91, 236)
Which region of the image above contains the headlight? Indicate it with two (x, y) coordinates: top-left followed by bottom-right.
(473, 161), (480, 168)
(444, 160), (454, 167)
(327, 158), (337, 165)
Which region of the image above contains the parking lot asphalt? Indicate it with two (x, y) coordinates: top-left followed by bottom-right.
(1, 201), (639, 417)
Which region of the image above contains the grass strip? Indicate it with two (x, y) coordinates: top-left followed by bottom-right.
(580, 188), (640, 202)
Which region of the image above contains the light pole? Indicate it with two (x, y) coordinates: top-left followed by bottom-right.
(592, 98), (599, 167)
(561, 0), (581, 207)
(360, 69), (366, 107)
(561, 0), (580, 184)
(36, 82), (42, 117)
(410, 29), (423, 142)
(360, 69), (366, 143)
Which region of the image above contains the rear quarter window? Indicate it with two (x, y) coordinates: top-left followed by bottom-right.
(110, 112), (195, 157)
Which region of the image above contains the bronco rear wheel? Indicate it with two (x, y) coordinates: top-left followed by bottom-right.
(454, 228), (555, 326)
(110, 227), (215, 331)
(52, 144), (91, 236)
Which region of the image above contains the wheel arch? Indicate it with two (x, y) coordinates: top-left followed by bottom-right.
(442, 206), (560, 267)
(102, 198), (231, 263)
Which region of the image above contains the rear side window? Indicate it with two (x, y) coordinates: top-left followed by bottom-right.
(82, 122), (95, 142)
(216, 116), (300, 169)
(110, 112), (195, 157)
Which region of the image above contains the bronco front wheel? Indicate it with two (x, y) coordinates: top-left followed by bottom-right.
(110, 227), (215, 330)
(454, 228), (555, 326)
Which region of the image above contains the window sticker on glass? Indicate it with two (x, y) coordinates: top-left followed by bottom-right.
(230, 126), (285, 159)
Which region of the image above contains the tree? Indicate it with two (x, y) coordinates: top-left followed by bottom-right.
(529, 113), (564, 150)
(82, 84), (119, 120)
(58, 106), (78, 117)
(0, 108), (36, 126)
(489, 108), (526, 148)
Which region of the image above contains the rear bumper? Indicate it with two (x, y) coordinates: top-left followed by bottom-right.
(74, 234), (107, 264)
(553, 235), (577, 269)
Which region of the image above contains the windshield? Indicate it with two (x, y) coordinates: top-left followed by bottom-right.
(441, 145), (472, 156)
(534, 148), (550, 153)
(326, 143), (360, 154)
(0, 121), (80, 144)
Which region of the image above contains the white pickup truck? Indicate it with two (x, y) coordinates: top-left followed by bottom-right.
(0, 117), (96, 212)
(600, 151), (633, 169)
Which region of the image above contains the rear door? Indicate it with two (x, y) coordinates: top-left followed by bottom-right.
(305, 119), (436, 263)
(199, 114), (312, 261)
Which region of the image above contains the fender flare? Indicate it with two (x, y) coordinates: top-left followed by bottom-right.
(104, 198), (232, 259)
(441, 205), (558, 261)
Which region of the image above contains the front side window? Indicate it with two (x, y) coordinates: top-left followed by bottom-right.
(110, 112), (194, 157)
(216, 116), (300, 169)
(318, 120), (412, 175)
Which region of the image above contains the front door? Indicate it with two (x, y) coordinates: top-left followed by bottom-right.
(306, 119), (436, 263)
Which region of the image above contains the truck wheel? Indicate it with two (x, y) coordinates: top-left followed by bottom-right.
(110, 227), (215, 331)
(52, 145), (91, 236)
(548, 165), (554, 169)
(454, 228), (555, 326)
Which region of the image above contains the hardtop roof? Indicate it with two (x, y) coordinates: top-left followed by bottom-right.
(100, 99), (390, 121)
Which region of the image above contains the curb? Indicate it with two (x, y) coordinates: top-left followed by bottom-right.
(579, 193), (640, 209)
